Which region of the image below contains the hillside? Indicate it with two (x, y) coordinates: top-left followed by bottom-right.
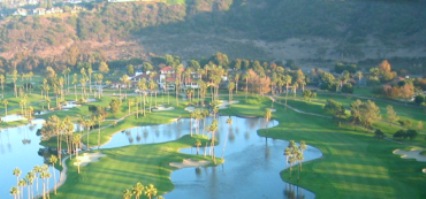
(0, 0), (425, 72)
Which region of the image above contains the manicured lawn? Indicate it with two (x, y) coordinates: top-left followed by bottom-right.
(52, 135), (217, 198)
(258, 98), (426, 199)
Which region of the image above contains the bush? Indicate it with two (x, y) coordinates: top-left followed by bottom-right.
(341, 83), (354, 93)
(374, 129), (385, 139)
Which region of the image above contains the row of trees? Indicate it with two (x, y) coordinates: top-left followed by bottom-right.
(122, 182), (162, 199)
(10, 157), (58, 199)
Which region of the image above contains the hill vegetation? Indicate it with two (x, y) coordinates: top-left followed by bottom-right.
(0, 0), (425, 74)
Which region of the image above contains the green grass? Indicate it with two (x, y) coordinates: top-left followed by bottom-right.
(257, 100), (426, 198)
(2, 78), (426, 199)
(52, 135), (219, 198)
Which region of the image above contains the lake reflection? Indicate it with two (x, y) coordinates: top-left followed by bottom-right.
(103, 116), (321, 199)
(166, 116), (320, 199)
(0, 120), (60, 198)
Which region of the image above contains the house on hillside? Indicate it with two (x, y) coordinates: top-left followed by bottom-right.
(13, 8), (28, 16)
(33, 8), (46, 15)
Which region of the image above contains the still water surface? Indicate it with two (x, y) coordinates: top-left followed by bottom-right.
(103, 116), (321, 199)
(0, 119), (60, 198)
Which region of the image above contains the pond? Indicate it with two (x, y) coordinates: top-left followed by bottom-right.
(103, 116), (322, 199)
(0, 119), (60, 198)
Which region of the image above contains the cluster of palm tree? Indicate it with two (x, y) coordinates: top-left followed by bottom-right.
(122, 182), (163, 199)
(10, 161), (58, 199)
(189, 108), (209, 136)
(284, 140), (307, 180)
(40, 115), (77, 165)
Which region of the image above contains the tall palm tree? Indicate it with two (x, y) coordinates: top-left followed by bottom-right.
(298, 141), (307, 172)
(12, 69), (18, 97)
(13, 167), (21, 187)
(0, 74), (5, 98)
(73, 134), (82, 173)
(95, 115), (105, 149)
(137, 78), (147, 117)
(88, 66), (93, 94)
(33, 166), (42, 195)
(10, 187), (19, 199)
(63, 67), (71, 94)
(120, 75), (130, 102)
(63, 117), (74, 157)
(40, 165), (51, 199)
(72, 73), (78, 101)
(49, 155), (58, 194)
(208, 119), (218, 162)
(195, 139), (202, 155)
(144, 184), (158, 199)
(95, 73), (103, 99)
(265, 108), (272, 127)
(57, 77), (64, 100)
(25, 171), (35, 199)
(132, 182), (144, 199)
(18, 178), (26, 199)
(228, 82), (235, 105)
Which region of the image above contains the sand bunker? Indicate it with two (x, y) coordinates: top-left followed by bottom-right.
(393, 149), (426, 162)
(169, 159), (210, 169)
(1, 114), (27, 122)
(218, 100), (239, 109)
(152, 106), (175, 111)
(184, 106), (195, 112)
(73, 152), (106, 167)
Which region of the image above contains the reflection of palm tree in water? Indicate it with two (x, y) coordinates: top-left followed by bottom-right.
(0, 132), (4, 154)
(283, 183), (305, 199)
(136, 127), (141, 142)
(143, 129), (149, 143)
(6, 128), (12, 152)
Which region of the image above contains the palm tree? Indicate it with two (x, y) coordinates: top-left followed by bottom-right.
(0, 74), (5, 98)
(95, 115), (105, 149)
(72, 73), (78, 101)
(12, 69), (18, 97)
(10, 187), (19, 199)
(49, 155), (58, 194)
(265, 108), (272, 128)
(58, 77), (65, 100)
(137, 78), (147, 117)
(18, 178), (26, 199)
(33, 166), (42, 195)
(195, 139), (202, 155)
(132, 182), (145, 199)
(144, 184), (158, 199)
(3, 99), (8, 116)
(13, 167), (21, 187)
(298, 141), (307, 172)
(40, 166), (51, 199)
(208, 119), (218, 162)
(25, 171), (35, 199)
(122, 188), (133, 199)
(63, 67), (71, 93)
(120, 75), (130, 102)
(88, 66), (93, 94)
(228, 82), (235, 106)
(84, 118), (94, 150)
(73, 134), (82, 173)
(284, 140), (297, 178)
(63, 117), (74, 157)
(95, 73), (103, 99)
